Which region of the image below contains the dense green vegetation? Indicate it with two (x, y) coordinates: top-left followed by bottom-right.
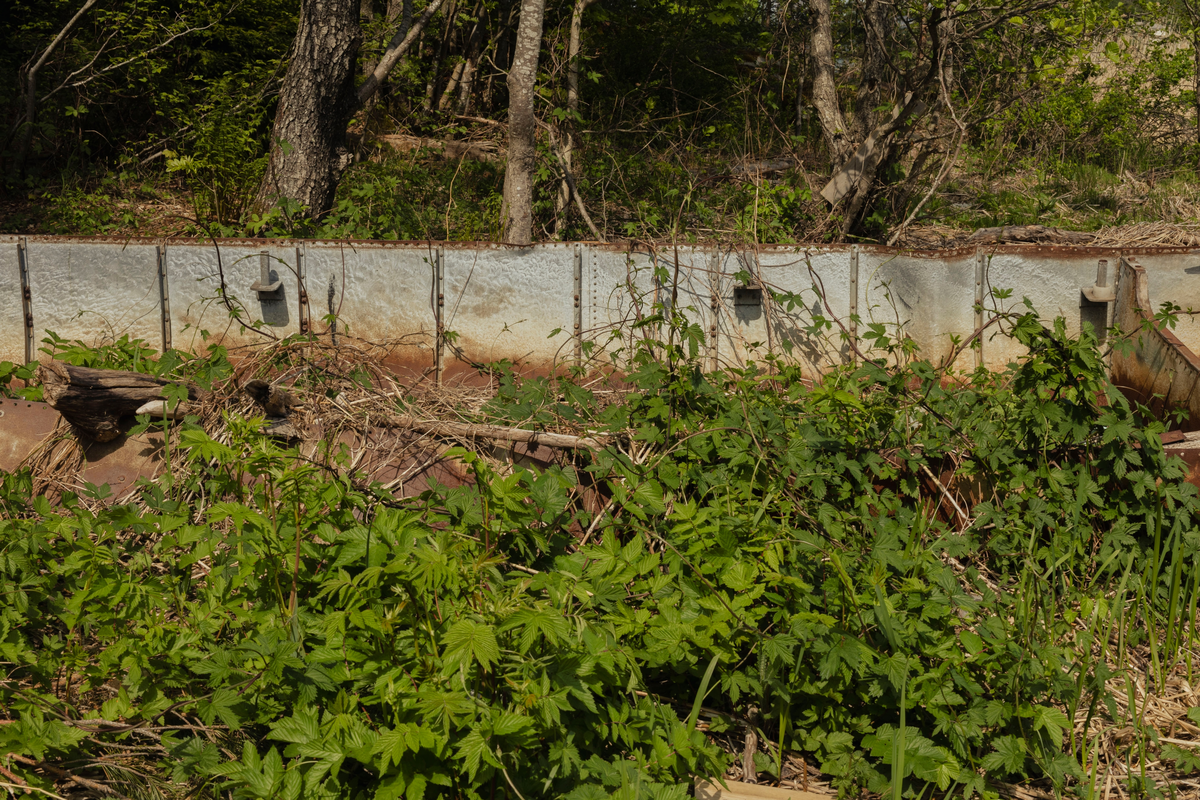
(4, 289), (1200, 797)
(6, 0), (1200, 242)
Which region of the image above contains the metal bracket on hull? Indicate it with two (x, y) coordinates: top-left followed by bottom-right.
(249, 251), (283, 299)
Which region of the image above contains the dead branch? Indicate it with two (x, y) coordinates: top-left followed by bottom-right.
(6, 754), (131, 800)
(14, 0), (99, 171)
(40, 3), (238, 104)
(384, 413), (609, 451)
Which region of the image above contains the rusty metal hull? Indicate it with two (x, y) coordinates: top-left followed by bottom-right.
(1111, 256), (1200, 429)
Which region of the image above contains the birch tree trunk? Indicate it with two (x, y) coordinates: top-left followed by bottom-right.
(501, 0), (546, 243)
(254, 0), (361, 218)
(554, 0), (601, 235)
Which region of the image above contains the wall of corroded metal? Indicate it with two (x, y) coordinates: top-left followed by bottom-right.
(4, 235), (1200, 378)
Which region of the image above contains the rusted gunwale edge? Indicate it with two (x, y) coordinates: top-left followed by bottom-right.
(2, 233), (1199, 259)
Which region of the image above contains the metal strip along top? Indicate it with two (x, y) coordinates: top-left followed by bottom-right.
(1, 236), (1200, 377)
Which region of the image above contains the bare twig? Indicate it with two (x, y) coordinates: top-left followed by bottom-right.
(385, 413), (609, 451)
(542, 123), (606, 241)
(41, 5), (238, 103)
(886, 131), (963, 247)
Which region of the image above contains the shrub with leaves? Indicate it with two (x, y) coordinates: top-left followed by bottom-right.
(2, 292), (1200, 799)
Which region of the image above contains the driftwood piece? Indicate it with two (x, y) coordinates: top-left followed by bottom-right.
(384, 413), (609, 451)
(36, 362), (199, 442)
(135, 399), (199, 420)
(966, 225), (1095, 245)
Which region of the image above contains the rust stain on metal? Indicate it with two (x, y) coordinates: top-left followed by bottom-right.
(0, 399), (61, 472)
(1164, 433), (1200, 489)
(79, 430), (165, 496)
(9, 232), (1200, 258)
(1111, 257), (1200, 431)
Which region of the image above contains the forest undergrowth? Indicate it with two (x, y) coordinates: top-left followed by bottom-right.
(4, 290), (1200, 800)
(12, 140), (1200, 250)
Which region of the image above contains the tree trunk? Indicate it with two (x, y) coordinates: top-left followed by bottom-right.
(566, 0), (600, 113)
(854, 0), (890, 140)
(425, 0), (458, 109)
(456, 13), (484, 113)
(387, 0), (411, 25)
(254, 0), (361, 218)
(501, 0), (546, 244)
(439, 1), (482, 110)
(555, 0), (601, 236)
(359, 0), (449, 105)
(1194, 25), (1200, 160)
(15, 0), (99, 177)
(808, 0), (851, 163)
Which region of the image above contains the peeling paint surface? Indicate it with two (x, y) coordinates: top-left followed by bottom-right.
(308, 241), (436, 374)
(868, 250), (976, 369)
(166, 243), (302, 352)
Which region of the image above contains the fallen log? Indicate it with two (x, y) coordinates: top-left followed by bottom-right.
(966, 225), (1095, 245)
(384, 413), (609, 451)
(36, 362), (201, 442)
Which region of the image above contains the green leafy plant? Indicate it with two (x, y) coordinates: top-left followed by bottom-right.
(2, 295), (1200, 798)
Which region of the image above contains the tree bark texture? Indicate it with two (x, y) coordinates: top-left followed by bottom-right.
(254, 0), (361, 218)
(456, 17), (483, 113)
(37, 362), (202, 442)
(501, 0), (546, 243)
(384, 413), (609, 450)
(854, 0), (892, 141)
(442, 5), (483, 111)
(808, 0), (851, 163)
(567, 0), (600, 114)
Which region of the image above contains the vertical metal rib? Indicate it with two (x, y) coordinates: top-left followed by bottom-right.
(17, 238), (33, 365)
(848, 245), (859, 361)
(296, 246), (310, 336)
(573, 244), (583, 365)
(435, 246), (445, 386)
(157, 244), (172, 352)
(709, 249), (720, 372)
(975, 249), (985, 369)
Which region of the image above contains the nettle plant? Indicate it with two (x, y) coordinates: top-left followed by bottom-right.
(2, 277), (1200, 799)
